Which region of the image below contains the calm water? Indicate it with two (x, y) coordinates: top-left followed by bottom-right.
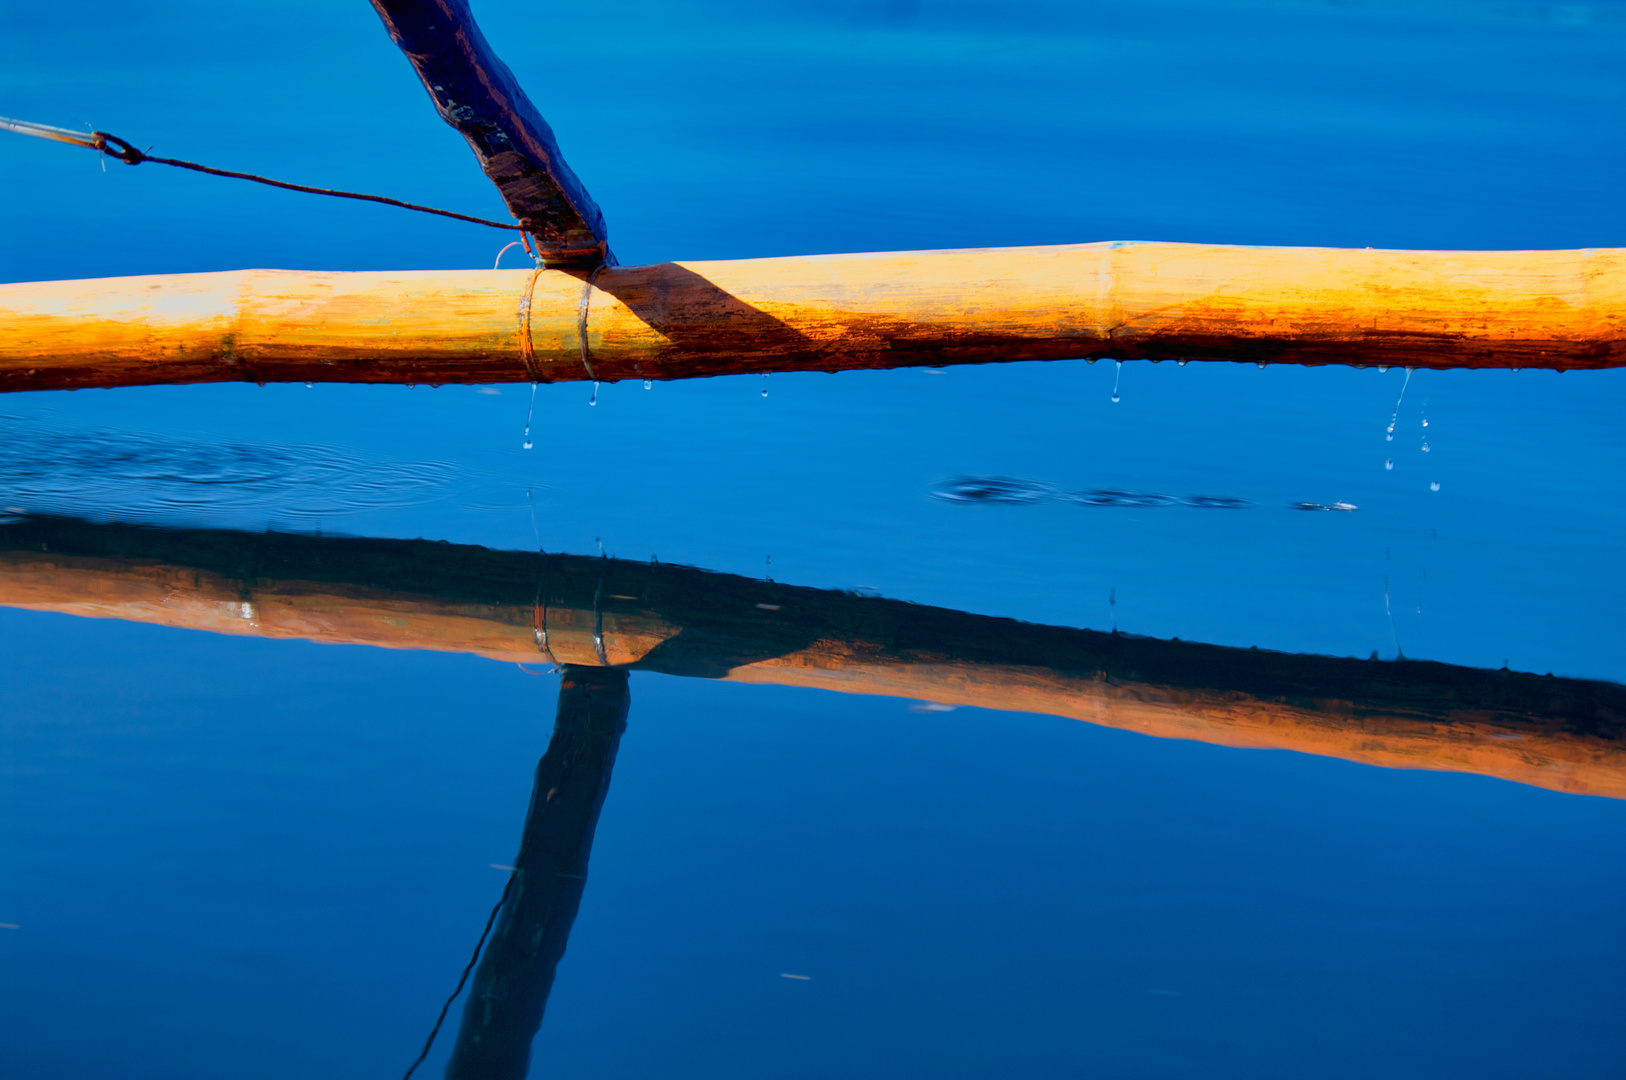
(2, 1), (1625, 1077)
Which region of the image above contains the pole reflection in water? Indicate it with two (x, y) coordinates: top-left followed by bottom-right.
(1, 513), (1622, 1075)
(444, 666), (628, 1080)
(0, 513), (1620, 799)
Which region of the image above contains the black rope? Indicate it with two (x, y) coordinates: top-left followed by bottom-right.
(90, 131), (524, 232)
(401, 871), (516, 1080)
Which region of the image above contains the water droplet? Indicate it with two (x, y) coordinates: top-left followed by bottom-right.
(1421, 441), (1430, 452)
(643, 379), (652, 390)
(521, 381), (538, 449)
(1378, 365), (1390, 373)
(1110, 360), (1123, 403)
(304, 382), (313, 389)
(1384, 367), (1413, 447)
(1430, 481), (1441, 491)
(1421, 419), (1429, 427)
(762, 373), (770, 398)
(1176, 359), (1188, 367)
(1256, 361), (1267, 370)
(1385, 459), (1394, 470)
(588, 381), (599, 406)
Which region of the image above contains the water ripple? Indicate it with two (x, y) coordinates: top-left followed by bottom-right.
(1061, 489), (1177, 508)
(929, 477), (1055, 504)
(933, 476), (1258, 510)
(0, 416), (457, 525)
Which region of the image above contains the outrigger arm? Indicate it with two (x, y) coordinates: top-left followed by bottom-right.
(0, 3), (1620, 389)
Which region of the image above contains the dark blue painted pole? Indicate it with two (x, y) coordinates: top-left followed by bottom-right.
(369, 0), (612, 267)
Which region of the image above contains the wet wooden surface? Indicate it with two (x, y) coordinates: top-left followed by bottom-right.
(0, 515), (1620, 799)
(1, 243), (1620, 393)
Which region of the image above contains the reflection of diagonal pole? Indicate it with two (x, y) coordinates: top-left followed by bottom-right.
(445, 666), (629, 1080)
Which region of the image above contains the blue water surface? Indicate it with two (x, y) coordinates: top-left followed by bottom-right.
(2, 2), (1624, 1077)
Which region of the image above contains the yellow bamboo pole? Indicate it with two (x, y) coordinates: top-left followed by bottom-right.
(1, 242), (1621, 392)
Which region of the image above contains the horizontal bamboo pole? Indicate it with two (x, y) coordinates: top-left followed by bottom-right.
(0, 515), (1621, 799)
(1, 242), (1621, 391)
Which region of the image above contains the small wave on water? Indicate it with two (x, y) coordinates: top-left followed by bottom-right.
(931, 477), (1258, 510)
(0, 415), (457, 526)
(1060, 489), (1178, 507)
(928, 477), (1055, 504)
(1179, 495), (1254, 509)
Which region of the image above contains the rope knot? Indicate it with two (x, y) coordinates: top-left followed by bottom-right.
(91, 131), (145, 165)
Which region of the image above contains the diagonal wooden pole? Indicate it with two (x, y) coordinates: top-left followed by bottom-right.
(368, 0), (612, 267)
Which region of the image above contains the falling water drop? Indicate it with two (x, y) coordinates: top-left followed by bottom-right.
(1430, 481), (1441, 491)
(1421, 441), (1430, 453)
(588, 381), (599, 406)
(304, 382), (313, 389)
(762, 373), (770, 398)
(1177, 359), (1188, 367)
(1110, 360), (1123, 404)
(521, 381), (538, 449)
(1384, 367), (1413, 450)
(1256, 361), (1267, 370)
(1385, 458), (1394, 470)
(643, 379), (652, 390)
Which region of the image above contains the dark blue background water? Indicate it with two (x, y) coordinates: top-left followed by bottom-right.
(2, 2), (1624, 1076)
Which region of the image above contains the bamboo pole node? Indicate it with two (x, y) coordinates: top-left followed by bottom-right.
(576, 266), (606, 383)
(518, 266), (545, 382)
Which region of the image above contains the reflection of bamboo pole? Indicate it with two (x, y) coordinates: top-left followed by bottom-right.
(1, 243), (1621, 392)
(0, 515), (1621, 799)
